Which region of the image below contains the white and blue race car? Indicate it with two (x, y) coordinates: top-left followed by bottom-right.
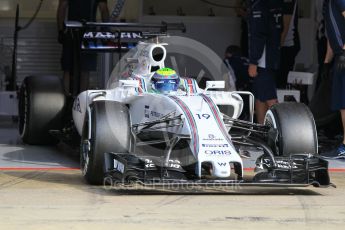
(18, 21), (331, 189)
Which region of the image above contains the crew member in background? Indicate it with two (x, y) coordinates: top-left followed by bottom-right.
(235, 0), (248, 57)
(315, 0), (328, 91)
(276, 0), (300, 89)
(248, 0), (283, 124)
(110, 0), (126, 21)
(224, 45), (251, 91)
(57, 0), (109, 94)
(323, 0), (345, 157)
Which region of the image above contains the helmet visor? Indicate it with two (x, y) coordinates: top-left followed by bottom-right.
(154, 79), (179, 93)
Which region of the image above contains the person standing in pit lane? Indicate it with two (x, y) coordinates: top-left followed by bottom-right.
(57, 0), (110, 94)
(235, 0), (249, 57)
(276, 0), (300, 89)
(323, 0), (345, 157)
(247, 0), (283, 124)
(315, 0), (328, 91)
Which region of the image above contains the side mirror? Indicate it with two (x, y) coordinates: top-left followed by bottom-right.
(205, 81), (225, 91)
(119, 80), (140, 88)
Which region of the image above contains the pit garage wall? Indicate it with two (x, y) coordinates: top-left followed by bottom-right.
(0, 0), (141, 88)
(0, 19), (63, 90)
(0, 0), (316, 87)
(140, 16), (316, 71)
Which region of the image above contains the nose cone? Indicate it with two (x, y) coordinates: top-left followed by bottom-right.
(212, 161), (231, 177)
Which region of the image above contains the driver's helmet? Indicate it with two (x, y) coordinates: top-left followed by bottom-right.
(151, 68), (180, 94)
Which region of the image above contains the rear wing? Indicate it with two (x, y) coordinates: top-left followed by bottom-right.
(64, 21), (185, 95)
(64, 21), (186, 52)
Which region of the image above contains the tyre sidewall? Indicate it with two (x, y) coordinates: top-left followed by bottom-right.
(265, 103), (318, 156)
(81, 101), (131, 185)
(18, 76), (65, 145)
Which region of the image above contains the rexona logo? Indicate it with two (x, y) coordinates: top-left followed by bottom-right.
(204, 150), (231, 155)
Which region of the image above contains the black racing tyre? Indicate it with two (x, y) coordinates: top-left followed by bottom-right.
(80, 101), (131, 185)
(18, 76), (65, 145)
(264, 102), (318, 156)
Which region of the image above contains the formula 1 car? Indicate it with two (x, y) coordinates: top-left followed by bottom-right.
(18, 21), (332, 189)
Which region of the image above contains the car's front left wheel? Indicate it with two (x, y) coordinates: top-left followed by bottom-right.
(80, 100), (132, 185)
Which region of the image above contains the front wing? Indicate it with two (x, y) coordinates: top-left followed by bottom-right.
(103, 152), (334, 191)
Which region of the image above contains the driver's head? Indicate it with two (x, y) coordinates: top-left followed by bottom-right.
(151, 68), (180, 94)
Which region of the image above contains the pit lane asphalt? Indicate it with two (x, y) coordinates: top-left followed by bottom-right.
(1, 117), (345, 229)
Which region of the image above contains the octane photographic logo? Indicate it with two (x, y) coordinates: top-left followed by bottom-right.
(103, 36), (233, 186)
(103, 175), (243, 192)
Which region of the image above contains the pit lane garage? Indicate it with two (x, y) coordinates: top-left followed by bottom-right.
(1, 0), (345, 229)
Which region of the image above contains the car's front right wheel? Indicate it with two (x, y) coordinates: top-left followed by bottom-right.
(264, 102), (318, 157)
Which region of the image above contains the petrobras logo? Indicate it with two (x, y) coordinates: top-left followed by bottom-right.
(202, 144), (229, 148)
(204, 150), (231, 155)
